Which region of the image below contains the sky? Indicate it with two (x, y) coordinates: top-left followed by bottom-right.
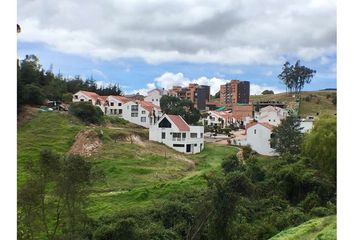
(17, 0), (336, 96)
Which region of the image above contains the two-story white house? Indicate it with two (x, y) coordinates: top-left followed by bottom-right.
(255, 106), (288, 126)
(246, 121), (277, 156)
(204, 111), (235, 128)
(122, 100), (163, 128)
(72, 90), (108, 112)
(149, 114), (205, 154)
(105, 95), (130, 116)
(144, 88), (168, 107)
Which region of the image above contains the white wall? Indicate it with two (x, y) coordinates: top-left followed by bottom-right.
(105, 96), (125, 116)
(122, 101), (162, 128)
(246, 124), (277, 156)
(144, 90), (162, 106)
(149, 117), (205, 154)
(300, 121), (314, 133)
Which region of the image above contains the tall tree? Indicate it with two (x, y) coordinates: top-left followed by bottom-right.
(278, 60), (316, 95)
(270, 115), (303, 155)
(302, 115), (336, 182)
(160, 95), (201, 125)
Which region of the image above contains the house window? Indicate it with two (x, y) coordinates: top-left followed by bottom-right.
(118, 103), (122, 106)
(142, 110), (146, 114)
(162, 132), (166, 139)
(110, 102), (114, 106)
(152, 99), (154, 101)
(131, 105), (138, 111)
(182, 133), (186, 139)
(118, 109), (122, 114)
(200, 133), (203, 138)
(110, 109), (113, 114)
(194, 144), (197, 146)
(88, 99), (92, 102)
(173, 144), (184, 147)
(74, 95), (78, 99)
(190, 133), (198, 138)
(114, 109), (117, 115)
(141, 117), (146, 122)
(173, 133), (181, 138)
(131, 113), (138, 117)
(156, 99), (159, 101)
(80, 99), (84, 102)
(254, 129), (257, 134)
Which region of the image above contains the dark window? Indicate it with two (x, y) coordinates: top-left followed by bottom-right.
(200, 133), (203, 138)
(110, 102), (114, 106)
(162, 132), (166, 139)
(254, 129), (257, 134)
(182, 133), (186, 138)
(141, 117), (146, 122)
(118, 109), (122, 114)
(158, 118), (172, 128)
(173, 144), (184, 147)
(190, 133), (198, 138)
(131, 105), (138, 111)
(118, 103), (122, 106)
(74, 95), (78, 99)
(114, 109), (117, 114)
(80, 99), (84, 102)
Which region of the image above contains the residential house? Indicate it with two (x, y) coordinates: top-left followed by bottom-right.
(72, 90), (108, 112)
(205, 111), (235, 128)
(122, 100), (162, 128)
(246, 121), (277, 156)
(149, 114), (205, 154)
(105, 95), (130, 116)
(255, 106), (288, 126)
(144, 88), (168, 107)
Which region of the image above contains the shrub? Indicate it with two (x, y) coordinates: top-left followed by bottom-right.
(242, 145), (253, 160)
(69, 102), (104, 124)
(304, 96), (311, 102)
(62, 92), (73, 103)
(221, 155), (242, 174)
(23, 84), (46, 105)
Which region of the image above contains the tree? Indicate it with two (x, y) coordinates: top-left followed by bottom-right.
(160, 95), (201, 125)
(214, 91), (220, 98)
(261, 90), (274, 95)
(302, 115), (336, 182)
(270, 115), (303, 155)
(69, 102), (104, 124)
(278, 60), (316, 95)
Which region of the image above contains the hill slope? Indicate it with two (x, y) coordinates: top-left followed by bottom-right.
(269, 215), (336, 240)
(250, 90), (336, 117)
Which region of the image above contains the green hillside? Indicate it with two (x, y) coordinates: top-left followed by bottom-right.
(250, 90), (337, 117)
(17, 110), (237, 218)
(269, 215), (336, 240)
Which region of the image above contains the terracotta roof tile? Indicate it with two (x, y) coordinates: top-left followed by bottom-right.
(167, 115), (190, 131)
(111, 95), (129, 103)
(139, 101), (160, 112)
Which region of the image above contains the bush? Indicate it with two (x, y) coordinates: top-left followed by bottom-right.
(221, 155), (242, 174)
(242, 145), (253, 160)
(23, 84), (46, 105)
(62, 92), (73, 103)
(304, 96), (311, 102)
(69, 102), (104, 124)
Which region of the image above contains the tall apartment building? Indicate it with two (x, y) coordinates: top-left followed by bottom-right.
(220, 80), (250, 104)
(168, 84), (210, 110)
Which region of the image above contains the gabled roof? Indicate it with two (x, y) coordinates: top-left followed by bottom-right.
(78, 90), (100, 100)
(167, 115), (190, 131)
(139, 101), (160, 112)
(147, 88), (162, 94)
(110, 95), (129, 103)
(246, 121), (273, 131)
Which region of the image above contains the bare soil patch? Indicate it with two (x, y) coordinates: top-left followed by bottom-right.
(69, 130), (102, 157)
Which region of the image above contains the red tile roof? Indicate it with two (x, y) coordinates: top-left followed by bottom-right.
(246, 121), (273, 131)
(80, 90), (100, 100)
(167, 115), (190, 131)
(111, 95), (129, 103)
(139, 101), (160, 112)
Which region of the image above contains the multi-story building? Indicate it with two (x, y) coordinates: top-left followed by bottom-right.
(220, 80), (250, 104)
(144, 88), (168, 107)
(149, 114), (205, 154)
(167, 84), (210, 110)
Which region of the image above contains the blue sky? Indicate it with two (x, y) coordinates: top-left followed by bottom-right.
(17, 0), (336, 95)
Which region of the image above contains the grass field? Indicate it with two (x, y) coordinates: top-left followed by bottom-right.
(250, 90), (336, 117)
(269, 215), (336, 240)
(17, 110), (237, 218)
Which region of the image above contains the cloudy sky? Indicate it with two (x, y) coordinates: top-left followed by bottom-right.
(17, 0), (336, 95)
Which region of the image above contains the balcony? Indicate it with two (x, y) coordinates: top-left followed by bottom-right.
(172, 138), (186, 141)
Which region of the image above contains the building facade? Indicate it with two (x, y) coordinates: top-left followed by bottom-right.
(144, 88), (168, 107)
(246, 121), (277, 156)
(149, 114), (205, 154)
(220, 80), (250, 104)
(167, 84), (210, 110)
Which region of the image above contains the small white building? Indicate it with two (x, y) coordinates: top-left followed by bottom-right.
(255, 106), (288, 126)
(144, 88), (168, 107)
(72, 90), (108, 112)
(246, 121), (277, 156)
(105, 95), (130, 116)
(149, 114), (205, 154)
(205, 111), (235, 128)
(122, 100), (163, 128)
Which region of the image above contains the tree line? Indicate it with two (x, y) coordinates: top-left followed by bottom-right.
(17, 55), (122, 111)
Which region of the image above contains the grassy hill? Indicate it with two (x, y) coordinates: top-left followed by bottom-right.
(269, 215), (336, 240)
(17, 110), (237, 218)
(250, 90), (336, 117)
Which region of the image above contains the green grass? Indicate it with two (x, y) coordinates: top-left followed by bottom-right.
(18, 111), (237, 219)
(17, 111), (84, 185)
(250, 90), (336, 117)
(269, 215), (336, 240)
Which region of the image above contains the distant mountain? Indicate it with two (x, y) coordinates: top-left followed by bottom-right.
(319, 88), (336, 91)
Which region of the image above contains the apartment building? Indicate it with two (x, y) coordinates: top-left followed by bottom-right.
(167, 84), (210, 110)
(220, 80), (250, 104)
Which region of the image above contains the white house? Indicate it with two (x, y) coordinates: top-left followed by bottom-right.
(105, 95), (130, 116)
(144, 88), (168, 107)
(72, 90), (108, 112)
(255, 106), (288, 126)
(149, 114), (205, 154)
(246, 121), (277, 156)
(205, 111), (235, 128)
(122, 100), (163, 128)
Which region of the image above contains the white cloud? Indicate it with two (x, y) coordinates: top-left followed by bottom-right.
(250, 84), (283, 95)
(18, 0), (336, 65)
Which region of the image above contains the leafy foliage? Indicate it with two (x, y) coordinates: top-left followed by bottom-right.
(262, 90), (274, 95)
(69, 102), (104, 124)
(160, 95), (201, 124)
